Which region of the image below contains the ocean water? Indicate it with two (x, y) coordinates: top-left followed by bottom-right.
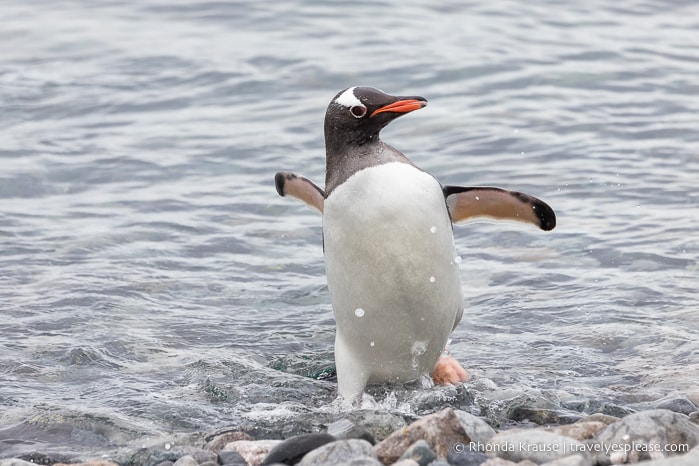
(1, 0), (698, 459)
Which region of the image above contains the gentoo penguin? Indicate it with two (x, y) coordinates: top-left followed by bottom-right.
(275, 87), (556, 400)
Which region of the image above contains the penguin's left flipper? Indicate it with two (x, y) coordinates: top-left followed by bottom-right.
(444, 186), (556, 231)
(431, 354), (469, 385)
(275, 172), (325, 213)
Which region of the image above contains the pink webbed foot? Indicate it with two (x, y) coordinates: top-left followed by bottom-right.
(431, 354), (469, 385)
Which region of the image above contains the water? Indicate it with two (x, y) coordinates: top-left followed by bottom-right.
(1, 0), (698, 459)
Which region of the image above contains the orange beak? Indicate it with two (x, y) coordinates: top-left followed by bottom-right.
(370, 99), (427, 117)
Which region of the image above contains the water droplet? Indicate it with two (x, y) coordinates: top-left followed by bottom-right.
(165, 443), (172, 450)
(430, 226), (437, 233)
(454, 256), (462, 264)
(354, 308), (365, 318)
(475, 196), (480, 201)
(429, 276), (436, 283)
(370, 341), (375, 347)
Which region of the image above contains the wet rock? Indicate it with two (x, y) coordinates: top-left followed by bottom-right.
(375, 408), (472, 464)
(199, 462), (219, 466)
(486, 429), (586, 464)
(593, 403), (635, 418)
(353, 411), (408, 441)
(542, 421), (607, 441)
(454, 410), (496, 444)
(172, 455), (198, 466)
(327, 418), (376, 444)
(539, 454), (590, 466)
(447, 443), (488, 466)
(262, 433), (335, 465)
(222, 440), (282, 466)
(297, 439), (376, 466)
(399, 439), (436, 466)
(154, 462), (174, 466)
(218, 449), (247, 465)
(204, 430), (253, 453)
(509, 407), (582, 425)
(655, 397), (698, 416)
(189, 449), (218, 464)
(690, 411), (699, 425)
(592, 409), (699, 465)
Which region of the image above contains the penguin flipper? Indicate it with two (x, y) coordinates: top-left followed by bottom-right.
(443, 186), (556, 231)
(275, 172), (325, 213)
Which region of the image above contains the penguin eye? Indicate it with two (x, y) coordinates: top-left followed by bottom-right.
(350, 105), (367, 118)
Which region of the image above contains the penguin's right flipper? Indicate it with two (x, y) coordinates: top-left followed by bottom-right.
(275, 172), (325, 213)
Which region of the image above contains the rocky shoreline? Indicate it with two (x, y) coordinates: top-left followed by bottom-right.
(2, 400), (699, 466)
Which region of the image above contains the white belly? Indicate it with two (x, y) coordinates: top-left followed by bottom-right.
(323, 162), (463, 399)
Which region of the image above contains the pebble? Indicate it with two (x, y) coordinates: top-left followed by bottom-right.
(262, 433), (336, 465)
(8, 404), (699, 466)
(398, 439), (437, 465)
(297, 439), (376, 466)
(222, 440), (283, 466)
(375, 408), (471, 464)
(204, 430), (253, 453)
(217, 450), (247, 466)
(447, 443), (489, 466)
(172, 455), (198, 466)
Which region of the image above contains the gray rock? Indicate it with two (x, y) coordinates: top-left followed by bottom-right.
(172, 455), (198, 466)
(447, 443), (489, 466)
(375, 408), (472, 464)
(540, 453), (591, 466)
(690, 411), (699, 425)
(154, 462), (174, 466)
(262, 433), (335, 465)
(592, 409), (699, 464)
(298, 439), (376, 466)
(593, 403), (635, 418)
(655, 397), (699, 416)
(199, 462), (220, 466)
(454, 410), (497, 444)
(354, 411), (408, 441)
(486, 429), (587, 464)
(327, 418), (376, 444)
(509, 407), (582, 425)
(222, 440), (282, 466)
(218, 449), (247, 466)
(399, 439), (436, 466)
(338, 459), (383, 466)
(190, 449), (218, 464)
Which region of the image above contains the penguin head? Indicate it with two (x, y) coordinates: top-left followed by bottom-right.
(324, 87), (427, 150)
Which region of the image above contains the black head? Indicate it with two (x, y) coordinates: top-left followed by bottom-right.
(324, 86), (427, 154)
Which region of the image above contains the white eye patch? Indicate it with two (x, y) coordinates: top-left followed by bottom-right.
(334, 87), (362, 108)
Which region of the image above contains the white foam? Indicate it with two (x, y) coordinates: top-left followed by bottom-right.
(334, 86), (362, 108)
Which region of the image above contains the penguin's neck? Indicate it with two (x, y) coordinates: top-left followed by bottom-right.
(324, 139), (413, 197)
